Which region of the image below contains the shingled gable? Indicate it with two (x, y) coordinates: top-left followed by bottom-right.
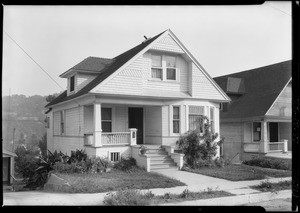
(46, 29), (230, 108)
(213, 60), (291, 120)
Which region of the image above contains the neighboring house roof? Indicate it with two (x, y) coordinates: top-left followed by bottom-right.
(3, 149), (17, 157)
(46, 30), (166, 108)
(213, 60), (291, 120)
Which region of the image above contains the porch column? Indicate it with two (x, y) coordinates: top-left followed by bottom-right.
(260, 121), (268, 153)
(93, 103), (102, 147)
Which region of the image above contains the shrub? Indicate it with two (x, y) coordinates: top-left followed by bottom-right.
(103, 189), (151, 206)
(69, 149), (87, 163)
(176, 116), (224, 168)
(53, 162), (77, 173)
(243, 156), (291, 170)
(15, 145), (40, 178)
(114, 157), (137, 172)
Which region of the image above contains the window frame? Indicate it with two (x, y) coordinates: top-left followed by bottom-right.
(150, 54), (179, 82)
(210, 106), (215, 133)
(188, 106), (205, 133)
(151, 54), (163, 80)
(70, 75), (75, 92)
(101, 107), (112, 133)
(60, 110), (65, 135)
(172, 106), (180, 134)
(110, 152), (121, 162)
(252, 122), (262, 142)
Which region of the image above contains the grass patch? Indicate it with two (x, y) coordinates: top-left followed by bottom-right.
(251, 180), (291, 192)
(243, 157), (291, 171)
(151, 189), (234, 205)
(47, 166), (186, 193)
(182, 164), (291, 181)
(103, 188), (235, 205)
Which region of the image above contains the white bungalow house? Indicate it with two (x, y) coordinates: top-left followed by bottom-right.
(45, 29), (230, 171)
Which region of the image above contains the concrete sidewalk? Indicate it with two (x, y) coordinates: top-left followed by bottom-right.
(3, 169), (292, 206)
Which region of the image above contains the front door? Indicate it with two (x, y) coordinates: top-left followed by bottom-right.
(2, 157), (10, 184)
(269, 122), (279, 142)
(128, 107), (143, 145)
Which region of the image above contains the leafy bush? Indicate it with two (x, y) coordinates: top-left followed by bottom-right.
(114, 157), (137, 172)
(53, 162), (77, 173)
(15, 145), (40, 178)
(176, 116), (224, 168)
(243, 156), (291, 170)
(69, 149), (87, 163)
(103, 189), (151, 206)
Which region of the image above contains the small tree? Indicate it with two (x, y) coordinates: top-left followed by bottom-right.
(176, 116), (224, 168)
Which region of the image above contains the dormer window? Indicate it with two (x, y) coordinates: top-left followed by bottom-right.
(70, 76), (75, 92)
(150, 54), (178, 81)
(151, 55), (163, 80)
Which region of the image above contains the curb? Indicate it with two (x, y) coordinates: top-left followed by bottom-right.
(159, 190), (291, 206)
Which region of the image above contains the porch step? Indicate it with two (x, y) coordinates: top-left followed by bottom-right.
(146, 149), (167, 155)
(145, 147), (179, 171)
(150, 163), (178, 170)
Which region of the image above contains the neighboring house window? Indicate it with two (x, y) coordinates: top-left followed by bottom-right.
(60, 111), (65, 135)
(102, 108), (112, 132)
(70, 76), (75, 92)
(189, 106), (205, 133)
(151, 55), (163, 79)
(253, 122), (261, 142)
(173, 106), (180, 133)
(110, 152), (120, 162)
(210, 107), (215, 133)
(166, 56), (176, 80)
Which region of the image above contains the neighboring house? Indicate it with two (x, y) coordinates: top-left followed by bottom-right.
(2, 148), (17, 185)
(45, 29), (230, 171)
(213, 60), (292, 161)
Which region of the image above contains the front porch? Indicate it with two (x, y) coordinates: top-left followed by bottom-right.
(243, 119), (291, 154)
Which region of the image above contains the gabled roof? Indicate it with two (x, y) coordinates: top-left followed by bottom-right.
(46, 31), (166, 107)
(59, 57), (115, 77)
(213, 60), (291, 120)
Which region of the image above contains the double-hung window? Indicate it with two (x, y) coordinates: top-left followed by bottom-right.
(189, 106), (205, 133)
(166, 56), (176, 80)
(173, 106), (180, 133)
(253, 122), (261, 142)
(102, 108), (112, 132)
(210, 107), (215, 133)
(151, 55), (163, 80)
(60, 111), (65, 135)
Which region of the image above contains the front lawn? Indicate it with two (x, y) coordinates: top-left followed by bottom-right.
(251, 180), (291, 192)
(49, 167), (186, 193)
(182, 164), (291, 181)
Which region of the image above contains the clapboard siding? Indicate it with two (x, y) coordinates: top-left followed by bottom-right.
(150, 34), (184, 54)
(76, 73), (97, 92)
(53, 111), (60, 135)
(279, 122), (292, 151)
(145, 106), (162, 136)
(53, 136), (84, 156)
(191, 63), (224, 99)
(65, 107), (84, 136)
(84, 105), (93, 133)
(220, 122), (243, 159)
(267, 83), (292, 117)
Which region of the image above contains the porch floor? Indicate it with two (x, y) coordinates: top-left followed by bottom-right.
(265, 151), (292, 159)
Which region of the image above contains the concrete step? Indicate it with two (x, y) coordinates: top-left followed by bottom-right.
(146, 149), (167, 154)
(150, 164), (178, 171)
(150, 159), (175, 164)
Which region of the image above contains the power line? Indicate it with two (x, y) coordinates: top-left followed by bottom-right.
(3, 30), (65, 91)
(265, 2), (291, 17)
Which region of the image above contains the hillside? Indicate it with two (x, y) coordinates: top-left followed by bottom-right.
(2, 94), (57, 151)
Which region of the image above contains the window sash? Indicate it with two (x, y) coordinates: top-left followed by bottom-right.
(60, 111), (64, 134)
(189, 115), (204, 133)
(167, 68), (176, 80)
(165, 56), (176, 67)
(173, 106), (180, 133)
(70, 76), (75, 92)
(151, 55), (162, 67)
(151, 68), (163, 79)
(253, 122), (261, 142)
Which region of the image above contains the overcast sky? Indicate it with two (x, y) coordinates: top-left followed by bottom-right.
(2, 3), (291, 97)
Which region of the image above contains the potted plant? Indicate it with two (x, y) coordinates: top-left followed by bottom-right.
(139, 145), (147, 155)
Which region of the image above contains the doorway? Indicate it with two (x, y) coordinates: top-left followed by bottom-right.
(128, 107), (144, 144)
(269, 122), (279, 142)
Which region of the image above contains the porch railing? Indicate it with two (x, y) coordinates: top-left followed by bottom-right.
(243, 142), (260, 153)
(268, 142), (286, 152)
(102, 132), (131, 145)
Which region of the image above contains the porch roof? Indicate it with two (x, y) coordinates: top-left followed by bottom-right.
(214, 60), (291, 120)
